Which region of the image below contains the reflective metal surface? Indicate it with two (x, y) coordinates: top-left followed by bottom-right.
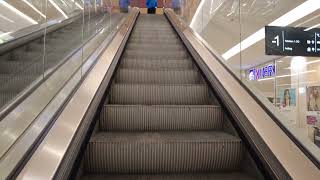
(16, 8), (139, 180)
(165, 9), (320, 180)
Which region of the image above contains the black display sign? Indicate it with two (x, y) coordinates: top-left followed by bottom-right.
(265, 26), (320, 57)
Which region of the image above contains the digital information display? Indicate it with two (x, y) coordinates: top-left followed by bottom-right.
(265, 26), (320, 57)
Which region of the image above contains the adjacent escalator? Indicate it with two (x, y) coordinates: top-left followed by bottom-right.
(78, 14), (263, 180)
(0, 13), (122, 108)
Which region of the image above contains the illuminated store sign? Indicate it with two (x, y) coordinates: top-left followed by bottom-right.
(248, 64), (275, 81)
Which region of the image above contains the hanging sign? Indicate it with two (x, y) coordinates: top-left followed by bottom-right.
(265, 26), (320, 57)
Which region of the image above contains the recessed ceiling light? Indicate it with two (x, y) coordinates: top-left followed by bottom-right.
(48, 0), (68, 19)
(0, 1), (38, 24)
(22, 0), (46, 18)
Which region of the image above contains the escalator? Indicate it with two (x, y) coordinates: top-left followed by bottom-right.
(77, 14), (263, 180)
(0, 13), (122, 108)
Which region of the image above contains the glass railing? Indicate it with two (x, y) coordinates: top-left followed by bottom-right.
(165, 0), (320, 165)
(0, 0), (127, 111)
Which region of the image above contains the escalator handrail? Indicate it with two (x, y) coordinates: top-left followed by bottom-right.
(164, 8), (320, 180)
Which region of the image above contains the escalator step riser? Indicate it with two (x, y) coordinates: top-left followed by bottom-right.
(129, 38), (181, 44)
(0, 61), (34, 74)
(127, 43), (187, 53)
(115, 69), (203, 84)
(0, 92), (16, 107)
(122, 57), (191, 61)
(134, 25), (173, 29)
(124, 49), (187, 56)
(126, 44), (184, 51)
(130, 36), (178, 41)
(133, 30), (175, 35)
(131, 34), (177, 39)
(100, 105), (224, 131)
(109, 84), (211, 105)
(123, 50), (189, 59)
(84, 133), (243, 173)
(81, 173), (257, 180)
(121, 59), (194, 69)
(0, 75), (38, 92)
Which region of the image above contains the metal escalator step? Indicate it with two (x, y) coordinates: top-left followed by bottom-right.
(0, 92), (17, 107)
(126, 43), (184, 51)
(129, 38), (181, 44)
(80, 172), (256, 180)
(100, 105), (223, 131)
(123, 50), (189, 59)
(130, 36), (178, 42)
(126, 45), (183, 52)
(132, 30), (175, 35)
(84, 131), (243, 173)
(109, 84), (211, 105)
(0, 74), (39, 92)
(120, 59), (194, 69)
(131, 30), (177, 35)
(122, 57), (191, 61)
(12, 50), (43, 61)
(0, 61), (34, 74)
(115, 69), (203, 84)
(131, 34), (177, 39)
(135, 26), (172, 29)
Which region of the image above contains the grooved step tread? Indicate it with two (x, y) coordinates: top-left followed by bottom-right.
(80, 172), (256, 180)
(85, 132), (243, 173)
(129, 38), (181, 44)
(122, 57), (191, 61)
(100, 105), (223, 131)
(126, 43), (184, 50)
(120, 59), (194, 69)
(123, 49), (189, 59)
(115, 69), (202, 84)
(91, 131), (240, 142)
(109, 84), (212, 105)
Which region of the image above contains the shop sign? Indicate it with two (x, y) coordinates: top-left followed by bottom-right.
(248, 64), (275, 81)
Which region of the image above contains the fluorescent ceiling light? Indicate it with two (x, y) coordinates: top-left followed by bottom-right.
(222, 0), (320, 60)
(48, 0), (68, 19)
(71, 0), (83, 10)
(0, 31), (12, 38)
(304, 23), (320, 31)
(190, 0), (205, 28)
(296, 13), (320, 27)
(22, 0), (46, 18)
(0, 0), (38, 24)
(0, 13), (14, 23)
